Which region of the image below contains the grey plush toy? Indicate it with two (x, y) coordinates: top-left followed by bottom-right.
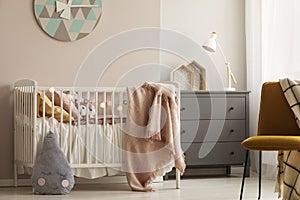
(31, 131), (74, 194)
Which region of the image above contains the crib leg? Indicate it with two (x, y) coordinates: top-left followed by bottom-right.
(176, 169), (180, 189)
(14, 162), (17, 187)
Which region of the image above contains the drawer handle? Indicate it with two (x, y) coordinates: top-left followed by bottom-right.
(180, 107), (186, 111)
(230, 129), (234, 133)
(230, 151), (235, 155)
(181, 130), (186, 134)
(229, 107), (234, 111)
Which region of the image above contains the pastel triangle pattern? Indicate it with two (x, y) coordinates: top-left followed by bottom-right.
(68, 32), (79, 41)
(46, 0), (56, 5)
(94, 0), (102, 8)
(87, 9), (96, 20)
(54, 22), (71, 41)
(81, 8), (91, 19)
(92, 8), (101, 18)
(76, 33), (89, 40)
(34, 0), (102, 41)
(82, 0), (90, 5)
(71, 7), (79, 18)
(51, 9), (61, 18)
(74, 9), (85, 20)
(45, 5), (56, 17)
(39, 6), (50, 18)
(38, 18), (51, 31)
(63, 19), (74, 30)
(68, 20), (85, 33)
(45, 18), (62, 36)
(72, 0), (84, 5)
(34, 5), (44, 17)
(80, 20), (95, 33)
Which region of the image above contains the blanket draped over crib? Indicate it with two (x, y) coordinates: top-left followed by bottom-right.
(124, 82), (186, 192)
(277, 78), (300, 199)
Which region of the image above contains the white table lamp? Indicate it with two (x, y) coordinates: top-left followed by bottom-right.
(202, 32), (237, 91)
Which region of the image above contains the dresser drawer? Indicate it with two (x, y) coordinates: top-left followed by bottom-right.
(181, 142), (245, 166)
(181, 97), (245, 120)
(181, 120), (245, 142)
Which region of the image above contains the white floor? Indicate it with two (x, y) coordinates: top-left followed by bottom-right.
(0, 176), (280, 200)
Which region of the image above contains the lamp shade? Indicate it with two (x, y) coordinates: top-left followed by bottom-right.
(202, 32), (217, 52)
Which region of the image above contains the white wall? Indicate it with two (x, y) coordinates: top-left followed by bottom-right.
(160, 0), (246, 90)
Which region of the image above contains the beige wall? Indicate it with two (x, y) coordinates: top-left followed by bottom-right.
(0, 0), (246, 181)
(160, 0), (246, 90)
(0, 0), (160, 180)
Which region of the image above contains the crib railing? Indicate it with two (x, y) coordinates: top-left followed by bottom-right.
(14, 80), (37, 175)
(13, 79), (181, 188)
(36, 86), (127, 167)
(14, 80), (127, 185)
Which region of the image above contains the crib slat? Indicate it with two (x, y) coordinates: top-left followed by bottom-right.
(119, 92), (123, 166)
(103, 91), (106, 164)
(29, 88), (33, 163)
(18, 89), (21, 162)
(95, 91), (98, 164)
(86, 91), (91, 164)
(22, 87), (28, 162)
(22, 87), (25, 163)
(20, 88), (23, 163)
(78, 91), (82, 164)
(111, 92), (115, 163)
(51, 88), (55, 132)
(68, 91), (72, 163)
(32, 85), (38, 167)
(60, 90), (63, 148)
(119, 92), (123, 129)
(13, 87), (18, 186)
(42, 90), (46, 136)
(112, 91), (115, 125)
(103, 91), (106, 125)
(28, 87), (31, 163)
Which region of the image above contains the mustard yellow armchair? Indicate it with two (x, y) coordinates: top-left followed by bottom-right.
(240, 82), (300, 200)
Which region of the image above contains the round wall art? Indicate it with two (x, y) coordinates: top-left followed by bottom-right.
(34, 0), (102, 41)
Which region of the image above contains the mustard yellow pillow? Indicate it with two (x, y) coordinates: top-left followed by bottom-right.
(37, 91), (74, 123)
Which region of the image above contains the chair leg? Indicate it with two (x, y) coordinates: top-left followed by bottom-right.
(240, 149), (249, 200)
(258, 151), (262, 200)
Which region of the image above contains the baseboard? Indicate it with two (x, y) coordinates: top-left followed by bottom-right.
(0, 179), (14, 187)
(0, 176), (163, 187)
(0, 179), (31, 187)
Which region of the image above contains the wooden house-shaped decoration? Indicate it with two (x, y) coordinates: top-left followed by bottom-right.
(186, 60), (206, 90)
(170, 61), (206, 90)
(170, 65), (194, 90)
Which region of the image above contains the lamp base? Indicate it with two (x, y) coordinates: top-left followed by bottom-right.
(225, 87), (236, 91)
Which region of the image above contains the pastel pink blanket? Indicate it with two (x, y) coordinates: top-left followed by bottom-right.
(124, 82), (186, 191)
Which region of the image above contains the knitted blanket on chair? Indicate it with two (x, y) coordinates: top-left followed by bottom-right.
(278, 78), (300, 200)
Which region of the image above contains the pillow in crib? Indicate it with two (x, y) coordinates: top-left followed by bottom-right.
(31, 131), (74, 195)
(37, 91), (73, 123)
(45, 89), (79, 120)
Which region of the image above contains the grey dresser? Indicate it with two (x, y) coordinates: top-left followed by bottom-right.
(180, 90), (250, 176)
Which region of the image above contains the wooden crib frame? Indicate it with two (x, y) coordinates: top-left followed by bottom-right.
(13, 79), (181, 188)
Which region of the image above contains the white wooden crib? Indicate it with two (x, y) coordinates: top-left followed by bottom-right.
(13, 79), (181, 188)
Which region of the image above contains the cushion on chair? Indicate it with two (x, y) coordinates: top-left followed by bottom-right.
(257, 82), (300, 136)
(242, 135), (300, 151)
